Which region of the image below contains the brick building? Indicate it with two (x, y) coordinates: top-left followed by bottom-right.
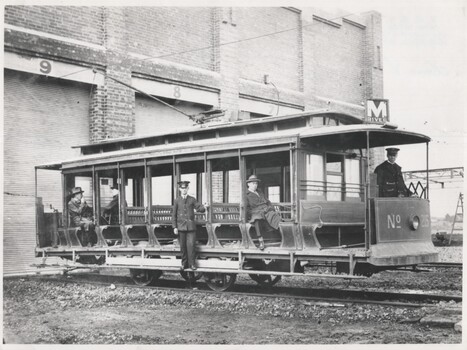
(3, 6), (384, 275)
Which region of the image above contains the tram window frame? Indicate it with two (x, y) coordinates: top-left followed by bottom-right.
(302, 151), (363, 202)
(211, 157), (240, 204)
(325, 153), (344, 201)
(245, 151), (291, 203)
(150, 163), (174, 206)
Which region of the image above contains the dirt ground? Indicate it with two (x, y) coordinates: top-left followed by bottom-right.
(2, 276), (462, 345)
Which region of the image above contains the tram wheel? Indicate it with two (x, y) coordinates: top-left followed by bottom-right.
(129, 269), (163, 286)
(204, 273), (236, 292)
(248, 274), (282, 287)
(180, 270), (204, 281)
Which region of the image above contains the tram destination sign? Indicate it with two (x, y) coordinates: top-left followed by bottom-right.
(365, 99), (390, 124)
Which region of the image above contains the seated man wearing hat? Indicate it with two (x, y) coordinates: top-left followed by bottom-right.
(102, 184), (125, 225)
(374, 148), (414, 198)
(172, 181), (207, 274)
(68, 186), (96, 246)
(245, 175), (282, 250)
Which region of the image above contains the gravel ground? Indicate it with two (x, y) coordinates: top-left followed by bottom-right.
(3, 245), (462, 345)
(436, 246), (463, 263)
(3, 267), (462, 344)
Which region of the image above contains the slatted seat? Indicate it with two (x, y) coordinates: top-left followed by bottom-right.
(212, 203), (240, 223)
(126, 207), (146, 224)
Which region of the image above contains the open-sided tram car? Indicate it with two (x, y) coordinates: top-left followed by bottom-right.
(35, 111), (438, 291)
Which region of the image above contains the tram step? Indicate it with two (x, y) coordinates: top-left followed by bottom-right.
(106, 256), (239, 270)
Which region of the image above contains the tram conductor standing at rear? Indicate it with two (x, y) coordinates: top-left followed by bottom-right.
(172, 181), (207, 271)
(374, 148), (414, 197)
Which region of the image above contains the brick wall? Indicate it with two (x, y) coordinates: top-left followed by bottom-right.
(125, 7), (215, 71)
(236, 7), (301, 92)
(4, 6), (104, 45)
(310, 17), (366, 105)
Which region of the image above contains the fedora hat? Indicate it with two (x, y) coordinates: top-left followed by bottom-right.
(246, 175), (261, 183)
(70, 187), (84, 196)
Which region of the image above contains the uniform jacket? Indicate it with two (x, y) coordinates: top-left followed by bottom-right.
(172, 195), (206, 231)
(246, 190), (281, 230)
(374, 160), (411, 197)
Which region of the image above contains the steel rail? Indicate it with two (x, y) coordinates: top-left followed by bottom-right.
(418, 262), (462, 269)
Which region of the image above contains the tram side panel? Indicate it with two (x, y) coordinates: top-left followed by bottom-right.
(369, 198), (438, 266)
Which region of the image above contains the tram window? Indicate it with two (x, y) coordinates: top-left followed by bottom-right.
(268, 186), (281, 202)
(326, 154), (343, 201)
(345, 158), (362, 199)
(212, 171), (223, 203)
(305, 153), (325, 198)
(99, 177), (117, 209)
(152, 175), (172, 205)
(227, 170), (241, 203)
(311, 117), (324, 127)
(125, 180), (134, 207)
(211, 157), (240, 204)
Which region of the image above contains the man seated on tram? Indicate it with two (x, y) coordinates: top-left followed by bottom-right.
(68, 186), (96, 246)
(374, 148), (414, 198)
(102, 185), (122, 225)
(245, 175), (282, 250)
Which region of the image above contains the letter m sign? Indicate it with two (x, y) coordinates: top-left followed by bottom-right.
(365, 99), (390, 123)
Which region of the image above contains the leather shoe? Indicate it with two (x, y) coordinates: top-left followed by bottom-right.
(259, 241), (265, 250)
(190, 265), (197, 270)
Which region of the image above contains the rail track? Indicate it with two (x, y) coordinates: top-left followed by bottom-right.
(28, 272), (462, 308)
(418, 262), (463, 269)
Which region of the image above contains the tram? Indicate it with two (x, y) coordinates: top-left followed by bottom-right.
(35, 111), (438, 291)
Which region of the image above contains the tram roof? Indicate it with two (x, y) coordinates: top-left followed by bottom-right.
(72, 110), (361, 150)
(36, 122), (431, 171)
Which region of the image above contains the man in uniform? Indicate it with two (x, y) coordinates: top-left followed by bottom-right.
(68, 187), (96, 246)
(374, 148), (413, 197)
(172, 181), (207, 272)
(245, 175), (282, 250)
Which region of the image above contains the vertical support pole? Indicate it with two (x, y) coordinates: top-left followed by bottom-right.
(35, 167), (38, 242)
(62, 172), (68, 230)
(239, 149), (246, 224)
(118, 163), (124, 226)
(174, 156), (179, 201)
(92, 165), (98, 223)
(365, 131), (370, 250)
(239, 149), (249, 248)
(290, 143), (295, 222)
(349, 253), (355, 275)
(145, 159), (152, 223)
(206, 155), (213, 223)
(426, 142), (430, 199)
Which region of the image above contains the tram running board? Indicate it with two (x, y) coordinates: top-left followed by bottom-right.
(106, 257), (240, 270)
